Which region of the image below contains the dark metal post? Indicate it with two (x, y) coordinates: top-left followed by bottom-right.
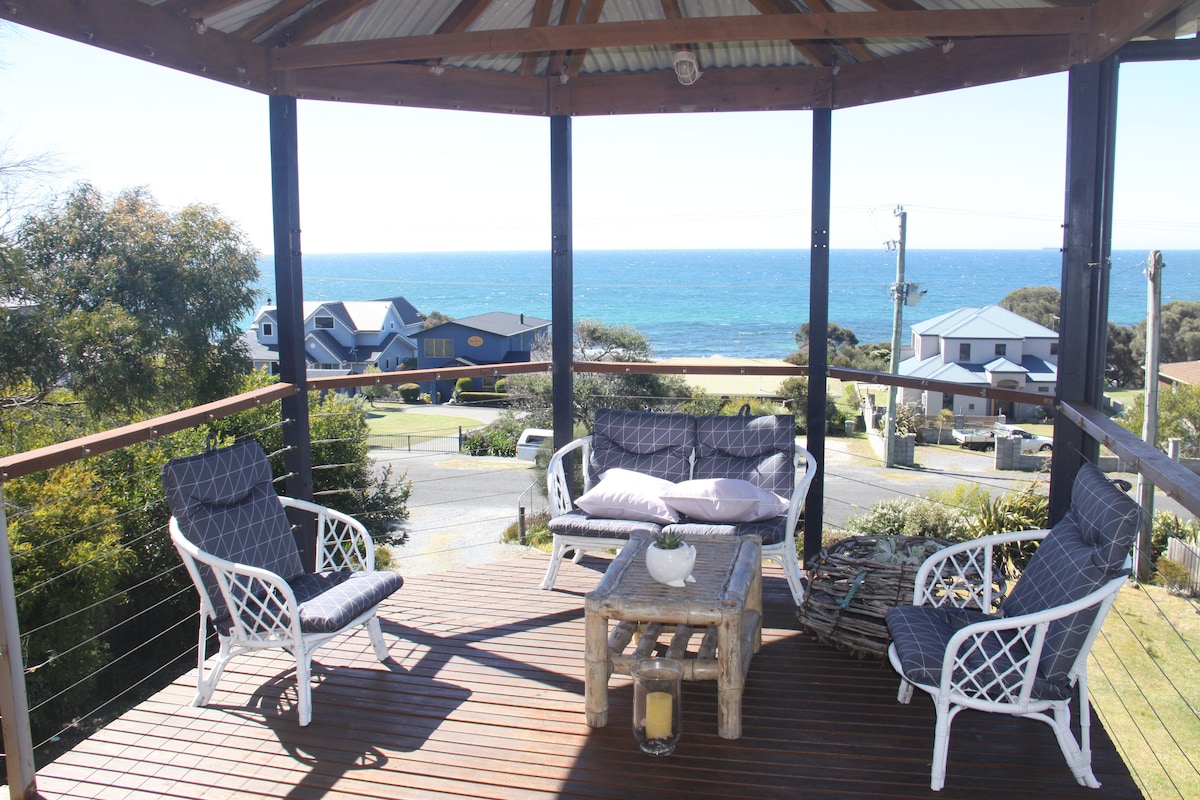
(550, 115), (574, 450)
(1050, 59), (1118, 522)
(269, 95), (316, 567)
(803, 108), (832, 564)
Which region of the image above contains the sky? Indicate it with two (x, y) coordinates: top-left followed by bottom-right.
(2, 22), (1197, 256)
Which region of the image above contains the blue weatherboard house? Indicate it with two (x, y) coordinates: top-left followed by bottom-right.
(413, 312), (551, 401)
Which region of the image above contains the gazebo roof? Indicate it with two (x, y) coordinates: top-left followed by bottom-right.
(16, 1), (1200, 116)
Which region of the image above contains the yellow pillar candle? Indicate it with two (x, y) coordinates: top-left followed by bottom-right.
(644, 691), (673, 740)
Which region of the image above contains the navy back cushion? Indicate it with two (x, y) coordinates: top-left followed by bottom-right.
(588, 408), (696, 485)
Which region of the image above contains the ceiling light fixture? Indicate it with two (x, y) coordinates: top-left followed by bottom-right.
(673, 46), (701, 86)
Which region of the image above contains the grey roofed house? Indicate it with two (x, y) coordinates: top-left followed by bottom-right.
(898, 305), (1059, 421)
(245, 297), (422, 375)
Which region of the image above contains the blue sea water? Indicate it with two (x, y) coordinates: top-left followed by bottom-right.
(253, 249), (1200, 360)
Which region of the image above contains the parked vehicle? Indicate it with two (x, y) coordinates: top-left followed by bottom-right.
(1004, 426), (1054, 453)
(516, 428), (554, 461)
(952, 425), (1053, 453)
(952, 428), (997, 450)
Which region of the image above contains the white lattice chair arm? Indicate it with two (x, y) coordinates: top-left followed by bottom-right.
(937, 571), (1126, 712)
(913, 529), (1050, 612)
(170, 521), (302, 643)
(280, 496), (376, 573)
(546, 435), (592, 516)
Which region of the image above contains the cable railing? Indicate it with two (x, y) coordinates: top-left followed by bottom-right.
(0, 367), (1197, 799)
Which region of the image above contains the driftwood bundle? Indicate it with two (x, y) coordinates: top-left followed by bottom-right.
(797, 535), (950, 659)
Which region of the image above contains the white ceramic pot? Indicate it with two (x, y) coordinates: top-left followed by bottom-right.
(645, 542), (697, 587)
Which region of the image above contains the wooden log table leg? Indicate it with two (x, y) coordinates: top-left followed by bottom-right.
(716, 606), (744, 739)
(584, 606), (611, 728)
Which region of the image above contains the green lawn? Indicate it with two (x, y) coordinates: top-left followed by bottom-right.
(1089, 583), (1200, 800)
(364, 404), (487, 437)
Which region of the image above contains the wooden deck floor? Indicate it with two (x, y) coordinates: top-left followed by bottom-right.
(35, 555), (1141, 800)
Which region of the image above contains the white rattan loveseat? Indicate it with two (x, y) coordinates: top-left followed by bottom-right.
(542, 408), (816, 603)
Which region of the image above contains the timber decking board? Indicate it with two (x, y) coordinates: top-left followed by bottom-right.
(30, 554), (1142, 800)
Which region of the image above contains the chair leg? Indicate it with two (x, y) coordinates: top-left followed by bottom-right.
(365, 614), (389, 662)
(896, 678), (914, 705)
(295, 648), (314, 727)
(1049, 701), (1101, 788)
(540, 536), (568, 590)
(194, 626), (233, 708)
(929, 700), (955, 792)
(778, 551), (806, 605)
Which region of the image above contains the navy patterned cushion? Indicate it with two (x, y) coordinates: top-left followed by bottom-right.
(693, 415), (794, 496)
(588, 408), (696, 484)
(1002, 462), (1140, 687)
(291, 570), (405, 634)
(663, 517), (788, 546)
(548, 508), (662, 539)
(162, 442), (304, 620)
(886, 605), (1072, 702)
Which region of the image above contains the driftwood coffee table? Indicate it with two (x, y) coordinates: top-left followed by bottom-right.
(583, 532), (763, 739)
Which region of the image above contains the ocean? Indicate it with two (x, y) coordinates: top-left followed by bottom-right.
(253, 249), (1200, 360)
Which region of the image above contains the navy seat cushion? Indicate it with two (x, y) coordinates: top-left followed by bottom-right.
(588, 408), (695, 485)
(693, 415), (794, 496)
(664, 516), (787, 546)
(548, 508), (663, 539)
(292, 570), (405, 634)
(162, 442), (304, 621)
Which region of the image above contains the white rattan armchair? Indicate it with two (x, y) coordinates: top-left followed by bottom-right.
(885, 463), (1141, 791)
(163, 442), (403, 726)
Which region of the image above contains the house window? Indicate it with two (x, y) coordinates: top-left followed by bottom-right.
(1050, 342), (1059, 356)
(1039, 386), (1050, 393)
(424, 338), (454, 358)
(262, 322), (273, 337)
(481, 376), (497, 391)
(995, 343), (1007, 357)
(959, 343), (971, 361)
(315, 316), (334, 330)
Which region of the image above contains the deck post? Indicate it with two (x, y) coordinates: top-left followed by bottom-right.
(804, 108), (831, 563)
(550, 115), (574, 452)
(0, 493), (37, 800)
(269, 95), (317, 567)
(1051, 59), (1118, 523)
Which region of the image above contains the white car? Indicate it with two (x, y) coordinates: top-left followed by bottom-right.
(1004, 427), (1054, 454)
(516, 428), (554, 461)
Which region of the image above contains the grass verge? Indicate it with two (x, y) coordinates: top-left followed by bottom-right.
(1089, 583), (1200, 800)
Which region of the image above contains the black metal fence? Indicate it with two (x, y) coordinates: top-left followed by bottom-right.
(367, 429), (463, 453)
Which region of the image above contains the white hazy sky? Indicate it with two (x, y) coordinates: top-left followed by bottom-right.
(3, 22), (1197, 255)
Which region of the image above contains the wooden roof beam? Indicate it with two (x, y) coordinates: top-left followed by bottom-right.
(520, 0), (557, 76)
(564, 0), (609, 78)
(272, 0), (379, 47)
(9, 0), (274, 92)
(272, 8), (1094, 70)
(1087, 0), (1192, 60)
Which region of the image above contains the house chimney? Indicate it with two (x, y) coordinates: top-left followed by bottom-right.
(520, 313), (525, 325)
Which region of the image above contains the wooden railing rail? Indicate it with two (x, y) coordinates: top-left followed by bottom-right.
(1060, 400), (1200, 518)
(0, 383), (297, 483)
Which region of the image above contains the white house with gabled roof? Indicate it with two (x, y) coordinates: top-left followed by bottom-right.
(898, 305), (1058, 421)
(243, 297), (422, 376)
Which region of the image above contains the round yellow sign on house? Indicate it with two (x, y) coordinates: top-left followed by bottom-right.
(467, 335), (483, 347)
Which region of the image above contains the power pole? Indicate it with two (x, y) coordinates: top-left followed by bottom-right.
(885, 206), (907, 468)
(1135, 249), (1164, 583)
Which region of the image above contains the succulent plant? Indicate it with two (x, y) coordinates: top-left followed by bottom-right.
(652, 529), (684, 550)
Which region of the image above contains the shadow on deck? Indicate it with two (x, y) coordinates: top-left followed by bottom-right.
(34, 555), (1141, 800)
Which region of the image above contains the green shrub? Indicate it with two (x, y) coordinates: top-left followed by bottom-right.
(1152, 511), (1200, 562)
(461, 427), (518, 457)
(398, 383), (421, 402)
(1153, 557), (1193, 595)
(846, 497), (969, 541)
(454, 377), (474, 397)
(457, 391), (510, 406)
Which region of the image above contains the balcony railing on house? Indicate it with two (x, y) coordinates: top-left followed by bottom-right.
(0, 362), (1198, 800)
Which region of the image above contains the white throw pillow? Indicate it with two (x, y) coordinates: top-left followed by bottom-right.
(576, 470), (679, 524)
(662, 478), (789, 523)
